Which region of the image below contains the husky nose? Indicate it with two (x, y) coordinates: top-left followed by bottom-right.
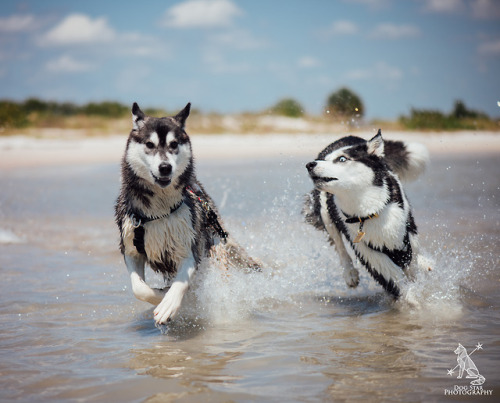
(306, 161), (317, 172)
(158, 162), (172, 176)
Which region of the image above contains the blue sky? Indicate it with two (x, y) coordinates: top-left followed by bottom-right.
(1, 0), (499, 119)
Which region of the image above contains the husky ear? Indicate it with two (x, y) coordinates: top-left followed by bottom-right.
(367, 129), (385, 157)
(174, 102), (191, 129)
(132, 102), (145, 130)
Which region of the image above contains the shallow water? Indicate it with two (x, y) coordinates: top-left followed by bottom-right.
(0, 147), (499, 402)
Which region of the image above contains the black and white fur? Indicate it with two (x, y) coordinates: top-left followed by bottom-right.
(115, 102), (259, 325)
(304, 130), (430, 298)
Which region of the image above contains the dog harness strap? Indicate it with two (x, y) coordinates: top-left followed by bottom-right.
(185, 186), (228, 242)
(128, 200), (185, 255)
(133, 225), (147, 255)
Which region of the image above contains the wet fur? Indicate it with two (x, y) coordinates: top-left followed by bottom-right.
(115, 102), (259, 325)
(304, 130), (429, 298)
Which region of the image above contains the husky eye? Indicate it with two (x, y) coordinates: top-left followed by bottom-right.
(145, 141), (155, 149)
(337, 156), (348, 163)
(170, 141), (178, 150)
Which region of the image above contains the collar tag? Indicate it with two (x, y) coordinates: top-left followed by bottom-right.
(353, 230), (365, 243)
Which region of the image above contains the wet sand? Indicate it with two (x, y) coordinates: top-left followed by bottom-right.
(0, 130), (499, 169)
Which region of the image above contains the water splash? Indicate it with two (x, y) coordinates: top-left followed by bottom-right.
(0, 228), (24, 244)
(146, 172), (494, 330)
(188, 207), (492, 327)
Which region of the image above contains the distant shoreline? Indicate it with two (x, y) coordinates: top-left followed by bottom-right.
(1, 131), (499, 169)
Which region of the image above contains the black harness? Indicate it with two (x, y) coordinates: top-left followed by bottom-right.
(129, 186), (227, 256)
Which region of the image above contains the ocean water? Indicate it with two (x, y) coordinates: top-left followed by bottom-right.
(0, 142), (499, 402)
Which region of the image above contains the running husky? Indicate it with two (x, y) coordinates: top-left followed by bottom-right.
(115, 102), (260, 325)
(304, 130), (430, 298)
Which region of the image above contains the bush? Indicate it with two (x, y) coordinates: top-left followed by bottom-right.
(399, 100), (493, 130)
(399, 109), (458, 130)
(270, 98), (304, 118)
(23, 98), (80, 116)
(0, 100), (29, 129)
(325, 87), (364, 119)
(81, 101), (128, 117)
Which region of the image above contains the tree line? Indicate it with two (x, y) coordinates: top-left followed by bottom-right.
(0, 90), (496, 131)
(271, 88), (496, 130)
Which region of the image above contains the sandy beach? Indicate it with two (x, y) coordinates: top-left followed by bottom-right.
(0, 130), (499, 169)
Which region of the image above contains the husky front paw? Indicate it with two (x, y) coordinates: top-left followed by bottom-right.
(153, 282), (188, 324)
(343, 267), (360, 288)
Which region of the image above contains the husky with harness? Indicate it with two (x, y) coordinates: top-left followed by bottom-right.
(115, 102), (260, 325)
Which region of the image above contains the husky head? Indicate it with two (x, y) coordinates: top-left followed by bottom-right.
(306, 131), (386, 194)
(125, 102), (192, 188)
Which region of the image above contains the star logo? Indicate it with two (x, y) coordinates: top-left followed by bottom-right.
(447, 342), (485, 386)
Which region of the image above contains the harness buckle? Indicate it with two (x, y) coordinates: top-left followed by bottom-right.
(130, 214), (142, 229)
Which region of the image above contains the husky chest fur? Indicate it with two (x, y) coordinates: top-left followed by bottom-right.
(115, 103), (258, 325)
(304, 131), (429, 298)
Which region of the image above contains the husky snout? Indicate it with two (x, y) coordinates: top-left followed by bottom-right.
(306, 161), (317, 172)
(158, 162), (172, 176)
(153, 161), (173, 187)
(306, 161), (337, 183)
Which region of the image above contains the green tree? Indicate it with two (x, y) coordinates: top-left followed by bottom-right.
(451, 100), (487, 120)
(271, 98), (304, 118)
(325, 87), (364, 119)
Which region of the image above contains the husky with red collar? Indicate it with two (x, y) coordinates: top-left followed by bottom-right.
(304, 131), (430, 299)
(115, 103), (260, 325)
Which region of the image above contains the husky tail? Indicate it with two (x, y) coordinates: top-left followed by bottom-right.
(384, 136), (429, 182)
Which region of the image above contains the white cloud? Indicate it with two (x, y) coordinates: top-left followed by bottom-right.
(38, 13), (170, 58)
(343, 0), (389, 8)
(298, 56), (321, 69)
(324, 20), (359, 36)
(202, 51), (253, 74)
(0, 15), (38, 32)
(115, 32), (172, 58)
(370, 23), (420, 39)
(423, 0), (500, 19)
(161, 0), (243, 29)
(344, 61), (403, 81)
(422, 0), (466, 14)
(46, 55), (95, 73)
(208, 29), (266, 49)
(478, 39), (500, 55)
(40, 14), (115, 46)
(471, 0), (500, 19)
